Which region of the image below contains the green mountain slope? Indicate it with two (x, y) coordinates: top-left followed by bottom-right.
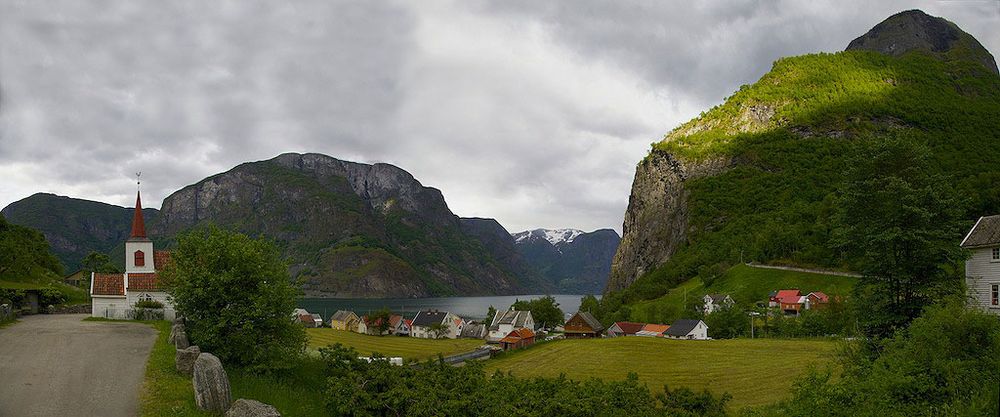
(1, 193), (159, 271)
(607, 10), (1000, 316)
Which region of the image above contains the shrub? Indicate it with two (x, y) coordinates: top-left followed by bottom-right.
(162, 225), (306, 371)
(134, 299), (164, 309)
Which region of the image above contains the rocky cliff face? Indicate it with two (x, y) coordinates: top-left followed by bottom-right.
(846, 9), (998, 75)
(152, 153), (532, 298)
(606, 151), (728, 292)
(513, 228), (621, 293)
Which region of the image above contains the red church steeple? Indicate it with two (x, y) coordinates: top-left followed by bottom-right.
(130, 191), (147, 240)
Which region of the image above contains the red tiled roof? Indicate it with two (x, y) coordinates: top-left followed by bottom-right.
(514, 328), (534, 338)
(389, 315), (403, 327)
(299, 314), (314, 323)
(404, 319), (413, 327)
(639, 324), (670, 335)
(154, 251), (172, 269)
(92, 273), (125, 296)
(774, 289), (802, 304)
(808, 292), (830, 303)
(127, 273), (161, 291)
(612, 321), (645, 335)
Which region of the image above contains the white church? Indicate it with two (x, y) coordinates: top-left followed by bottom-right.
(90, 190), (176, 320)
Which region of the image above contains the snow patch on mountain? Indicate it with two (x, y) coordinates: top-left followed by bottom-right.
(512, 228), (584, 246)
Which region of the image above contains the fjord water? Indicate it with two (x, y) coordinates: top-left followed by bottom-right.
(298, 294), (597, 321)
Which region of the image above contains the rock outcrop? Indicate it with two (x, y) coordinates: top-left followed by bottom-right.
(193, 353), (232, 413)
(225, 399), (281, 417)
(606, 150), (729, 292)
(846, 9), (998, 75)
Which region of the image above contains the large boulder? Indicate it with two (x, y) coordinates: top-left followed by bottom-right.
(193, 353), (232, 413)
(175, 345), (201, 377)
(174, 330), (190, 349)
(225, 399), (281, 417)
(168, 323), (185, 345)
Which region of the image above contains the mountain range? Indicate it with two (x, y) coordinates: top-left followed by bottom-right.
(2, 153), (618, 298)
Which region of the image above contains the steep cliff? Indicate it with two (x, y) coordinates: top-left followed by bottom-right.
(153, 153), (531, 298)
(607, 10), (1000, 304)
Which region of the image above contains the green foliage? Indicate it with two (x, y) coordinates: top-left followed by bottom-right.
(704, 305), (747, 339)
(485, 305), (497, 326)
(427, 322), (450, 339)
(579, 294), (600, 314)
(162, 225), (306, 370)
(511, 295), (565, 328)
(320, 343), (730, 417)
(754, 302), (1000, 416)
(831, 137), (966, 339)
(369, 307), (392, 335)
(80, 251), (121, 274)
(0, 214), (63, 281)
(135, 299), (164, 309)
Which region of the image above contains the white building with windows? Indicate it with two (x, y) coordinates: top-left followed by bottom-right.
(90, 190), (176, 320)
(961, 215), (1000, 315)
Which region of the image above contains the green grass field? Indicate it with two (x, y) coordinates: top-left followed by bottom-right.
(629, 264), (857, 324)
(484, 336), (838, 409)
(307, 328), (483, 360)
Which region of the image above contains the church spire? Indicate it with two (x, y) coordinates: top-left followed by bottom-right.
(129, 173), (147, 239)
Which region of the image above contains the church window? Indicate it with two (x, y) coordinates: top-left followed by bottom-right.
(135, 250), (145, 267)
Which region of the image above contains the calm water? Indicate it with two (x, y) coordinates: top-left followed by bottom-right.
(297, 294), (597, 321)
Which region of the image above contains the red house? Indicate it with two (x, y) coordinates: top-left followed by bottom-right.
(499, 328), (535, 350)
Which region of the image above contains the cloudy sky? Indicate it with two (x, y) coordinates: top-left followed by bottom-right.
(1, 1), (998, 234)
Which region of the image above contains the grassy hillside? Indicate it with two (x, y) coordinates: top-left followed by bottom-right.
(615, 49), (1000, 309)
(627, 264), (857, 324)
(306, 328), (482, 360)
(484, 337), (838, 409)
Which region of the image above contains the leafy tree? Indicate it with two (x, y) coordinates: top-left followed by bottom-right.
(704, 305), (746, 339)
(162, 225), (306, 370)
(484, 305), (496, 325)
(370, 308), (392, 335)
(80, 251), (120, 274)
(831, 137), (966, 339)
(579, 294), (600, 314)
(512, 295), (565, 329)
(0, 214), (63, 279)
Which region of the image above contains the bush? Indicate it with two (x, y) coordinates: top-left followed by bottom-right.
(162, 225), (306, 371)
(134, 299), (164, 309)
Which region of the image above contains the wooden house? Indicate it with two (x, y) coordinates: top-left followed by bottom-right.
(564, 311), (604, 338)
(329, 310), (360, 331)
(607, 321), (644, 337)
(499, 328), (535, 350)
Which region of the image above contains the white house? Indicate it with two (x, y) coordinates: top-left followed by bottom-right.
(961, 215), (1000, 314)
(91, 190), (176, 321)
(487, 308), (534, 343)
(703, 294), (735, 314)
(664, 319), (709, 340)
(409, 310), (464, 339)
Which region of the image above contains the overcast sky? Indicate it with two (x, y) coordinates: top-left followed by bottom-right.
(1, 1), (998, 234)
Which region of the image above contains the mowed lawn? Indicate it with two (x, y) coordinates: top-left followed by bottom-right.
(484, 337), (838, 409)
(307, 328), (483, 360)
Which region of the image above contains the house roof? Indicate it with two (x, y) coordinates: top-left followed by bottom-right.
(389, 315), (403, 328)
(774, 289), (802, 304)
(665, 319), (703, 337)
(460, 322), (486, 338)
(129, 191), (147, 239)
(610, 321), (645, 335)
(499, 328), (535, 343)
(411, 310), (450, 327)
(490, 309), (531, 330)
(127, 273), (161, 291)
(92, 273), (125, 296)
(298, 314), (314, 324)
(807, 292), (830, 303)
(571, 311), (604, 332)
(330, 310), (357, 322)
(639, 323), (670, 335)
(706, 294), (730, 303)
(961, 215), (1000, 248)
(154, 251), (172, 268)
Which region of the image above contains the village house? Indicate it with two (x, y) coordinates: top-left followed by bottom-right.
(460, 320), (487, 339)
(961, 215), (1000, 314)
(329, 310), (360, 331)
(703, 294), (735, 314)
(664, 319), (709, 340)
(636, 323), (671, 338)
(487, 308), (534, 342)
(564, 311), (604, 338)
(410, 310), (464, 339)
(769, 289), (830, 315)
(499, 328), (535, 350)
(804, 292), (830, 310)
(389, 314), (409, 336)
(293, 308), (322, 328)
(63, 269), (88, 287)
(90, 190), (176, 320)
(606, 321), (644, 337)
(357, 315), (393, 336)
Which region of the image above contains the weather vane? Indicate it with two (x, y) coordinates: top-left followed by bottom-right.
(136, 172), (142, 190)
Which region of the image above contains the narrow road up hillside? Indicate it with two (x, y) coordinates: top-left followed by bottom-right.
(0, 314), (156, 417)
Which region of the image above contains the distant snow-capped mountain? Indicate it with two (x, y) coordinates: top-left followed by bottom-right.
(510, 228), (620, 294)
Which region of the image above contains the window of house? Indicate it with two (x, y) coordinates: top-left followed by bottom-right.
(134, 250), (145, 267)
(992, 284), (999, 306)
(992, 248), (999, 260)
